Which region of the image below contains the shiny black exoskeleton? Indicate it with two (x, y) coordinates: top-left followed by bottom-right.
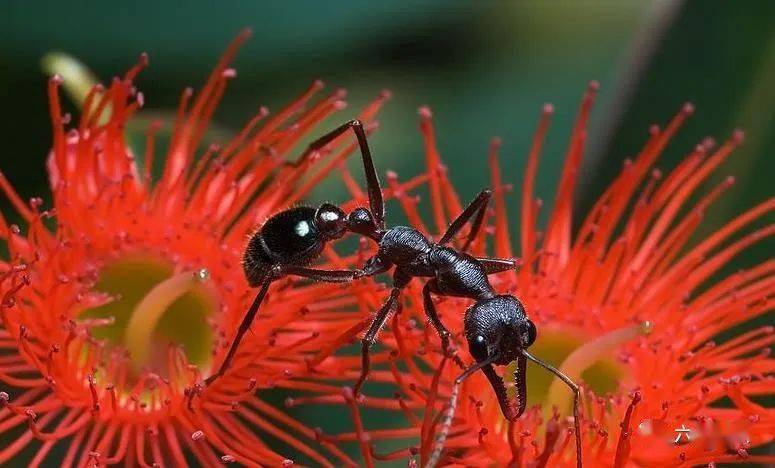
(205, 120), (384, 386)
(347, 198), (534, 420)
(242, 205), (345, 286)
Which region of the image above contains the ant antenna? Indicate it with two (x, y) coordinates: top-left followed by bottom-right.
(426, 354), (498, 468)
(522, 349), (583, 468)
(426, 351), (584, 468)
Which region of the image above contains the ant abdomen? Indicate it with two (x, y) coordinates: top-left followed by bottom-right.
(242, 206), (324, 286)
(208, 119), (378, 389)
(242, 234), (273, 287)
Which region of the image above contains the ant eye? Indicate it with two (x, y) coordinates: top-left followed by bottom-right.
(523, 320), (537, 347)
(470, 335), (488, 361)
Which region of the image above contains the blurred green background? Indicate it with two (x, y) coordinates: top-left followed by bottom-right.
(1, 1), (772, 257)
(0, 0), (772, 466)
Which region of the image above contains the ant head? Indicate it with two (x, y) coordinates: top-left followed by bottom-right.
(464, 295), (536, 366)
(346, 208), (379, 239)
(314, 203), (347, 240)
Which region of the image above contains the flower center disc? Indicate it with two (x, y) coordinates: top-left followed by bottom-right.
(511, 327), (628, 413)
(79, 255), (216, 380)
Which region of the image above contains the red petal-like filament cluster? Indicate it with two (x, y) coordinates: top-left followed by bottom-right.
(287, 86), (773, 466)
(0, 32), (772, 466)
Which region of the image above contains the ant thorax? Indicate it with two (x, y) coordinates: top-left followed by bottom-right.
(378, 226), (433, 265)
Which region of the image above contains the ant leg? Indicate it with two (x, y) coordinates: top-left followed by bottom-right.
(475, 257), (520, 275)
(427, 354), (499, 468)
(422, 281), (464, 368)
(522, 349), (582, 468)
(295, 119), (385, 229)
(353, 287), (402, 396)
(438, 189), (491, 251)
(361, 255), (391, 277)
(282, 265), (362, 283)
(205, 278), (272, 386)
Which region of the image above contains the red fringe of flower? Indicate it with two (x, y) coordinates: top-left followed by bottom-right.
(0, 30), (425, 466)
(0, 31), (772, 466)
(287, 85), (774, 466)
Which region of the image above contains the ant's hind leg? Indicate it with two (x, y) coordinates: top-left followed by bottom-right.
(353, 287), (401, 396)
(422, 281), (465, 369)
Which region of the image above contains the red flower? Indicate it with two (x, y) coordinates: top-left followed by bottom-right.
(0, 31), (411, 466)
(292, 86), (774, 466)
(2, 30), (772, 467)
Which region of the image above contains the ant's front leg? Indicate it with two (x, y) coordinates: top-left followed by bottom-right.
(439, 189), (492, 251)
(423, 280), (465, 369)
(282, 265), (364, 282)
(475, 257), (520, 275)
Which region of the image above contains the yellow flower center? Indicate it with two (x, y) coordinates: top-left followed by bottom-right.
(518, 323), (650, 415)
(79, 255), (217, 378)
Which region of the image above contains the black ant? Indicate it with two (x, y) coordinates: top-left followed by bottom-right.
(204, 119), (582, 467)
(323, 121), (583, 467)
